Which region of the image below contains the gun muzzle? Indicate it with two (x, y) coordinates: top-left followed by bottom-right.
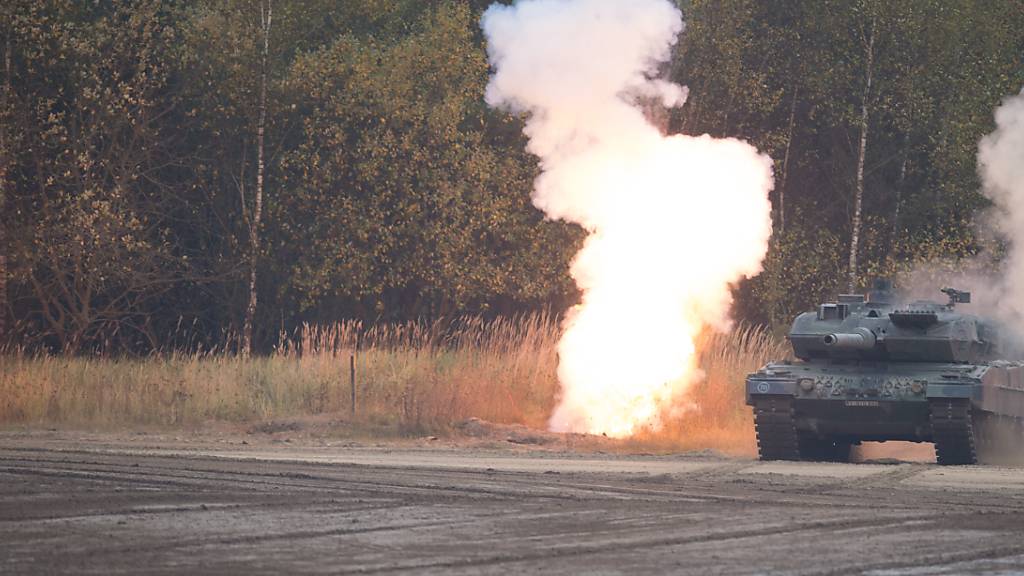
(822, 328), (876, 350)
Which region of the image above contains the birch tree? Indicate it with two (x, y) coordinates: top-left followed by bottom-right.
(847, 14), (876, 293)
(240, 0), (271, 357)
(0, 9), (12, 344)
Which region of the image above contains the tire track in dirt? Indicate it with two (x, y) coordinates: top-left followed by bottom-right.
(3, 440), (1024, 575)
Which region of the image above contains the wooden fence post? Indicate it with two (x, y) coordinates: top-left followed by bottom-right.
(349, 352), (356, 418)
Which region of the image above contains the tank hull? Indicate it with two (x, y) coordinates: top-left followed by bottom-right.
(746, 360), (1024, 464)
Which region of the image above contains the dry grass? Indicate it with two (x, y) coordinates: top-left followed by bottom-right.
(0, 315), (784, 450)
(629, 325), (789, 456)
(0, 315), (560, 434)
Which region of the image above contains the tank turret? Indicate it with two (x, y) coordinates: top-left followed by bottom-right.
(787, 279), (995, 364)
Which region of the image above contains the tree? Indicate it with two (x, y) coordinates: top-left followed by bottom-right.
(240, 0), (271, 357)
(5, 1), (191, 352)
(2, 0), (1021, 349)
(276, 2), (578, 321)
(0, 5), (14, 345)
(182, 0), (293, 353)
(847, 12), (876, 293)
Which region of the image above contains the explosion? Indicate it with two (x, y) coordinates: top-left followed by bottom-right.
(482, 0), (774, 437)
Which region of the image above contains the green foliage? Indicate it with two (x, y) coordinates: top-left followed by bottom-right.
(3, 1), (191, 351)
(739, 208), (845, 328)
(275, 2), (577, 320)
(1, 0), (1021, 350)
(674, 0), (1024, 328)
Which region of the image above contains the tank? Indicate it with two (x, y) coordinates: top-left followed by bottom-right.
(746, 279), (1024, 464)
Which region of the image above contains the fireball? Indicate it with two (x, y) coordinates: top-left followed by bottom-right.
(483, 0), (774, 437)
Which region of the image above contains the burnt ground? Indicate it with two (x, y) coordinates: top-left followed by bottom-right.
(2, 430), (1024, 575)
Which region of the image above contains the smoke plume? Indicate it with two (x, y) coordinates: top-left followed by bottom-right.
(979, 88), (1024, 335)
(482, 0), (773, 437)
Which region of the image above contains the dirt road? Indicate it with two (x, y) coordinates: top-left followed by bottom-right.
(3, 432), (1024, 575)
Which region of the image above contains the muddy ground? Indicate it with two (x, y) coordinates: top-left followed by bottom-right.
(2, 427), (1024, 575)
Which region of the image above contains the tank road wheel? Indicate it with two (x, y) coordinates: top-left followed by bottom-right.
(929, 398), (977, 465)
(798, 435), (851, 463)
(754, 396), (800, 461)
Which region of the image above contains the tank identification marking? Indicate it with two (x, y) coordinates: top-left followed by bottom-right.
(845, 400), (880, 407)
(746, 380), (796, 396)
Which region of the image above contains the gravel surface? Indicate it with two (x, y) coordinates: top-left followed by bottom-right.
(2, 431), (1024, 575)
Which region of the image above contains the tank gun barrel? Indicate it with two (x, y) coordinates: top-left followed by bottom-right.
(822, 328), (876, 350)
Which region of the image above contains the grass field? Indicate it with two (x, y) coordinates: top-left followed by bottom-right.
(0, 316), (785, 453)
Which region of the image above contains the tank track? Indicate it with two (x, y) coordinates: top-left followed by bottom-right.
(797, 435), (852, 463)
(973, 412), (1024, 464)
(929, 398), (977, 465)
(753, 396), (800, 461)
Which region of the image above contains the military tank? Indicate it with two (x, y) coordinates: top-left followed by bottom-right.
(746, 279), (1024, 464)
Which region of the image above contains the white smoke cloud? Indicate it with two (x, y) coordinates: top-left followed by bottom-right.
(483, 0), (774, 436)
(979, 88), (1024, 333)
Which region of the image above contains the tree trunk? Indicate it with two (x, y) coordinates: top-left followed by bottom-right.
(242, 1), (271, 357)
(778, 85), (798, 233)
(891, 130), (909, 253)
(848, 18), (875, 294)
(0, 30), (11, 345)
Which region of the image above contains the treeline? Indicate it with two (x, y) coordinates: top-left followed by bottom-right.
(674, 1), (1024, 326)
(0, 0), (1021, 354)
